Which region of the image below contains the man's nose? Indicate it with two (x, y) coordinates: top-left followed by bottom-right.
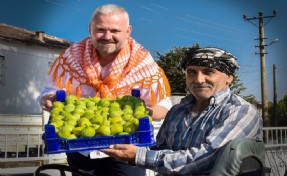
(103, 31), (112, 39)
(194, 72), (205, 83)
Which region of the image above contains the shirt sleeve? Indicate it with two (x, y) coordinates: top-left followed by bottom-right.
(134, 104), (262, 175)
(155, 97), (173, 110)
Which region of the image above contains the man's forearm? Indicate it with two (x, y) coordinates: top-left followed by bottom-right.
(150, 104), (168, 121)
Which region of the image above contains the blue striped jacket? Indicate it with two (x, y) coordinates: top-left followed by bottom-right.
(135, 88), (263, 175)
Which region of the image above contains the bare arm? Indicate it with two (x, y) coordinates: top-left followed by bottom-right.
(149, 104), (169, 121)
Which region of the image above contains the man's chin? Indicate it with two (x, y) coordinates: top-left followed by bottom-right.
(98, 48), (117, 55)
(192, 92), (211, 100)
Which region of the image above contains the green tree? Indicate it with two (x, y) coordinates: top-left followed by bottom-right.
(268, 94), (287, 126)
(156, 45), (194, 94)
(230, 75), (258, 105)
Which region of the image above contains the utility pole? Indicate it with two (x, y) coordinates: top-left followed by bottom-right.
(273, 64), (277, 126)
(243, 11), (277, 126)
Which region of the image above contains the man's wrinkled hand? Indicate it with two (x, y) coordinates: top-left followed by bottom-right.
(101, 144), (138, 163)
(41, 93), (56, 112)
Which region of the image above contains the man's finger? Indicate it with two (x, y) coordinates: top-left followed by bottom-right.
(40, 93), (56, 111)
(112, 144), (129, 150)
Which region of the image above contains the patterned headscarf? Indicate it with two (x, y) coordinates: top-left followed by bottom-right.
(178, 47), (239, 75)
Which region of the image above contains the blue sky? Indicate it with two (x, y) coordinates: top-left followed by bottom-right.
(1, 0), (287, 102)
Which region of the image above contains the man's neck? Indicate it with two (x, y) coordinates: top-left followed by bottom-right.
(98, 53), (117, 67)
(192, 100), (209, 113)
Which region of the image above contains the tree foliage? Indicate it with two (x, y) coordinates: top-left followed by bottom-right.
(156, 45), (194, 94)
(268, 94), (287, 126)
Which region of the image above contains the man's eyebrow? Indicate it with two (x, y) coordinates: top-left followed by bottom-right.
(204, 68), (215, 71)
(186, 68), (195, 71)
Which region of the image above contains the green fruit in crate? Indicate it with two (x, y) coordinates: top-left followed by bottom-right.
(51, 107), (62, 115)
(109, 106), (122, 112)
(101, 107), (109, 112)
(123, 108), (133, 115)
(73, 108), (85, 117)
(109, 110), (123, 118)
(97, 125), (111, 136)
(49, 92), (151, 140)
(75, 99), (86, 106)
(85, 108), (95, 114)
(78, 117), (92, 127)
(53, 101), (65, 109)
(86, 101), (96, 108)
(123, 122), (137, 133)
(123, 102), (134, 109)
(58, 130), (71, 138)
(99, 98), (111, 107)
(94, 109), (102, 115)
(133, 118), (139, 126)
(90, 114), (104, 125)
(102, 119), (110, 126)
(75, 103), (86, 109)
(58, 124), (73, 138)
(134, 105), (146, 112)
(50, 120), (64, 128)
(81, 126), (96, 137)
(101, 111), (109, 117)
(82, 110), (94, 119)
(72, 126), (85, 136)
(61, 111), (72, 117)
(89, 97), (100, 104)
(67, 134), (77, 139)
(110, 116), (124, 124)
(133, 111), (146, 119)
(66, 120), (77, 127)
(51, 114), (64, 122)
(64, 114), (79, 121)
(122, 95), (134, 101)
(110, 123), (123, 135)
(116, 95), (124, 100)
(109, 101), (121, 108)
(122, 114), (133, 121)
(65, 95), (77, 104)
(87, 106), (97, 111)
(91, 124), (100, 130)
(64, 104), (76, 112)
(74, 106), (86, 114)
(119, 132), (129, 135)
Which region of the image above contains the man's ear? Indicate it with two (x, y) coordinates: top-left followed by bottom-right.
(127, 25), (132, 36)
(226, 75), (234, 85)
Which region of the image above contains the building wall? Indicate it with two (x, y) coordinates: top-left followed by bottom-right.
(0, 40), (65, 114)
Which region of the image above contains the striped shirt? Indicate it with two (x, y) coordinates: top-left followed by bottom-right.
(135, 88), (263, 175)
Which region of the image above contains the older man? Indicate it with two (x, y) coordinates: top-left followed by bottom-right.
(102, 47), (263, 175)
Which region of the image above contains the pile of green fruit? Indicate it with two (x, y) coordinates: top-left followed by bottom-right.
(49, 94), (152, 139)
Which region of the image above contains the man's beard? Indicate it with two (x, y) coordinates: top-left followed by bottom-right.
(96, 41), (118, 55)
(97, 44), (117, 54)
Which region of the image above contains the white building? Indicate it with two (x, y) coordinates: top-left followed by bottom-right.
(0, 23), (72, 114)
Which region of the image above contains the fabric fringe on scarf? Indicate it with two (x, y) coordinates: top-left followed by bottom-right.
(48, 37), (170, 106)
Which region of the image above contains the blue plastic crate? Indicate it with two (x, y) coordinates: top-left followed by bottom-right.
(43, 116), (155, 154)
